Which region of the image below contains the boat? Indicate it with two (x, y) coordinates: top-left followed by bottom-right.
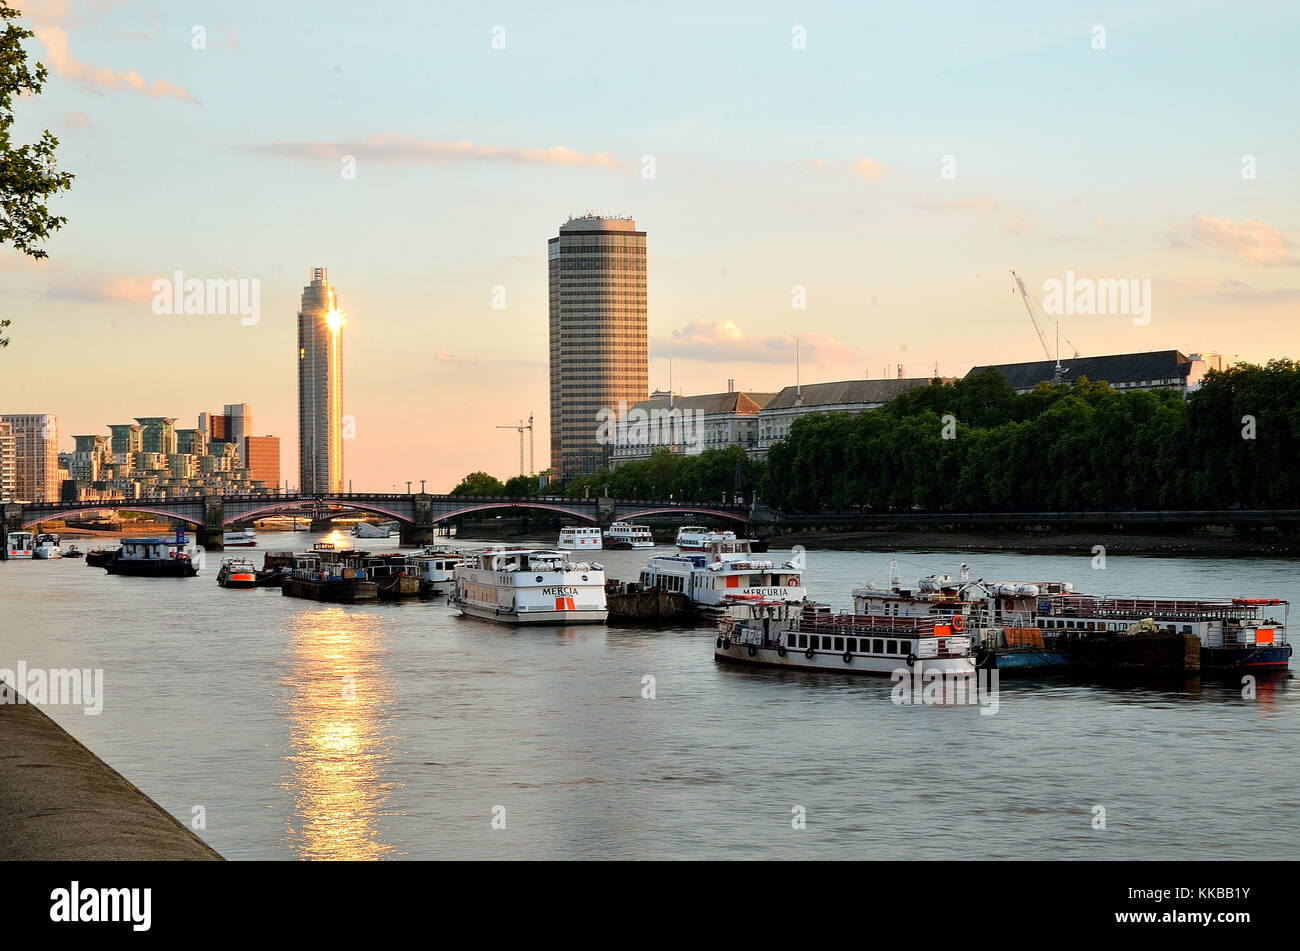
(715, 600), (976, 676)
(557, 526), (603, 551)
(281, 544), (378, 602)
(103, 532), (199, 577)
(360, 553), (421, 599)
(603, 522), (654, 550)
(222, 529), (257, 547)
(453, 547), (607, 624)
(85, 547), (119, 567)
(64, 545), (84, 559)
(33, 533), (63, 559)
(675, 525), (736, 552)
(640, 537), (806, 612)
(217, 557), (259, 588)
(352, 520), (400, 539)
(605, 580), (694, 621)
(407, 547), (464, 596)
(5, 531), (34, 560)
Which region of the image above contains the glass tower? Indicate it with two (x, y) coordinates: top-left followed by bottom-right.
(297, 267), (344, 494)
(548, 216), (648, 479)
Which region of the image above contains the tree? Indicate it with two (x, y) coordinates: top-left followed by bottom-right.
(450, 471), (506, 496)
(1, 2), (74, 348)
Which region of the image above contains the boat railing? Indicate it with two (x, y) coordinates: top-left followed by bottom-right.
(792, 615), (938, 636)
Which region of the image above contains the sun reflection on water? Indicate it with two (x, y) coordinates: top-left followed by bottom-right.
(279, 606), (397, 859)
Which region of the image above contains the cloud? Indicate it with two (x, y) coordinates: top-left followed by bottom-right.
(653, 319), (857, 364)
(1199, 280), (1300, 302)
(1001, 218), (1032, 234)
(915, 196), (999, 213)
(811, 156), (891, 182)
(45, 272), (156, 303)
(1165, 215), (1297, 266)
(260, 135), (631, 173)
(63, 110), (92, 129)
(31, 23), (199, 103)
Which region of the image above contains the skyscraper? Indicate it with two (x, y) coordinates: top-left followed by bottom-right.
(223, 403), (252, 466)
(548, 215), (648, 479)
(297, 267), (344, 493)
(0, 414), (59, 502)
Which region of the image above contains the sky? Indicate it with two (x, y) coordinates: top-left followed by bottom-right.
(1, 0), (1297, 491)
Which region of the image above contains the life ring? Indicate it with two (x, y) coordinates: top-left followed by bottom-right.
(842, 650), (853, 664)
(789, 577), (800, 587)
(722, 638), (732, 650)
(906, 653), (916, 667)
(747, 645), (757, 657)
(1003, 598), (1014, 613)
(951, 614), (965, 631)
(804, 646), (815, 660)
(777, 644), (787, 657)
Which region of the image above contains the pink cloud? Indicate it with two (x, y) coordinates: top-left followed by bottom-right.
(811, 156), (891, 182)
(262, 135), (630, 173)
(1165, 215), (1297, 266)
(654, 319), (857, 364)
(33, 24), (198, 103)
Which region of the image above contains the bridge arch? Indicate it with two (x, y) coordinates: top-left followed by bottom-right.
(224, 498), (415, 526)
(21, 506), (203, 529)
(433, 501), (598, 524)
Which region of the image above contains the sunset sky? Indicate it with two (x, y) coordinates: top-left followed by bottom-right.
(2, 0), (1297, 491)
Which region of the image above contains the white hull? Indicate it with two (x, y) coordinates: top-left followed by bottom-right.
(455, 548), (607, 626)
(34, 548), (62, 559)
(457, 600), (607, 626)
(6, 551), (33, 560)
(715, 640), (974, 675)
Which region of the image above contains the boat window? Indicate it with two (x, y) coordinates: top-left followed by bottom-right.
(834, 637), (844, 652)
(873, 639), (883, 653)
(797, 634), (807, 648)
(846, 638), (856, 652)
(1182, 625), (1192, 634)
(887, 640), (897, 654)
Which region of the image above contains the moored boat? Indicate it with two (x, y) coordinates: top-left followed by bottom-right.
(352, 520), (400, 539)
(33, 533), (63, 559)
(281, 545), (378, 602)
(103, 532), (199, 577)
(217, 557), (259, 588)
(603, 522), (654, 550)
(675, 525), (736, 552)
(85, 546), (119, 567)
(454, 547), (607, 624)
(361, 553), (421, 599)
(64, 545), (84, 559)
(5, 531), (34, 560)
(715, 600), (976, 676)
(557, 526), (603, 551)
(408, 547), (464, 596)
(605, 580), (694, 621)
(222, 529), (257, 547)
(641, 537), (805, 612)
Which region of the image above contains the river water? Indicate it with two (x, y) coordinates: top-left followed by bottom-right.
(1, 532), (1295, 860)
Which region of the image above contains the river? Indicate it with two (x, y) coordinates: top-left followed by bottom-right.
(1, 532), (1295, 860)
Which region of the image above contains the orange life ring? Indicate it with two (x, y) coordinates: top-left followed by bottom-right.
(951, 614), (965, 631)
(789, 577), (800, 587)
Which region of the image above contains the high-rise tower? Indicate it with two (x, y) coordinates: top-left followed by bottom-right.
(298, 267), (344, 494)
(548, 215), (648, 479)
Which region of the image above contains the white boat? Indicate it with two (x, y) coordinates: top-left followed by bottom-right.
(33, 532), (63, 559)
(407, 547), (465, 594)
(604, 522), (654, 549)
(557, 526), (603, 551)
(715, 600), (976, 676)
(454, 547), (607, 624)
(353, 520), (401, 539)
(223, 529), (257, 547)
(675, 525), (737, 551)
(640, 537), (805, 610)
(6, 531), (34, 560)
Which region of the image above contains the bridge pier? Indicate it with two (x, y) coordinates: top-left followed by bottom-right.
(309, 517), (334, 532)
(597, 496), (616, 528)
(200, 497), (224, 552)
(400, 494), (437, 546)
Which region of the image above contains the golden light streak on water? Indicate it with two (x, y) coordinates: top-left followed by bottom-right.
(279, 605), (397, 860)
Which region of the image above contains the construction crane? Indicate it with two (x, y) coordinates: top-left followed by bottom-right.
(1009, 267), (1079, 382)
(496, 414), (534, 478)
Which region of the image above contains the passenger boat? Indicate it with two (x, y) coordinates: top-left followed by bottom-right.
(454, 547), (607, 624)
(33, 533), (62, 559)
(103, 532), (199, 577)
(407, 547), (464, 596)
(604, 580), (694, 621)
(281, 544), (378, 602)
(222, 529), (257, 547)
(5, 531), (34, 560)
(217, 558), (259, 588)
(603, 522), (654, 549)
(715, 600), (976, 676)
(557, 526), (603, 551)
(640, 537), (805, 612)
(675, 525), (736, 551)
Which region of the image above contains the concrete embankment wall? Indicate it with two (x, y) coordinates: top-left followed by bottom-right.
(0, 683), (222, 861)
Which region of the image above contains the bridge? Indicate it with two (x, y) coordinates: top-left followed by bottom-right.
(3, 493), (755, 551)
